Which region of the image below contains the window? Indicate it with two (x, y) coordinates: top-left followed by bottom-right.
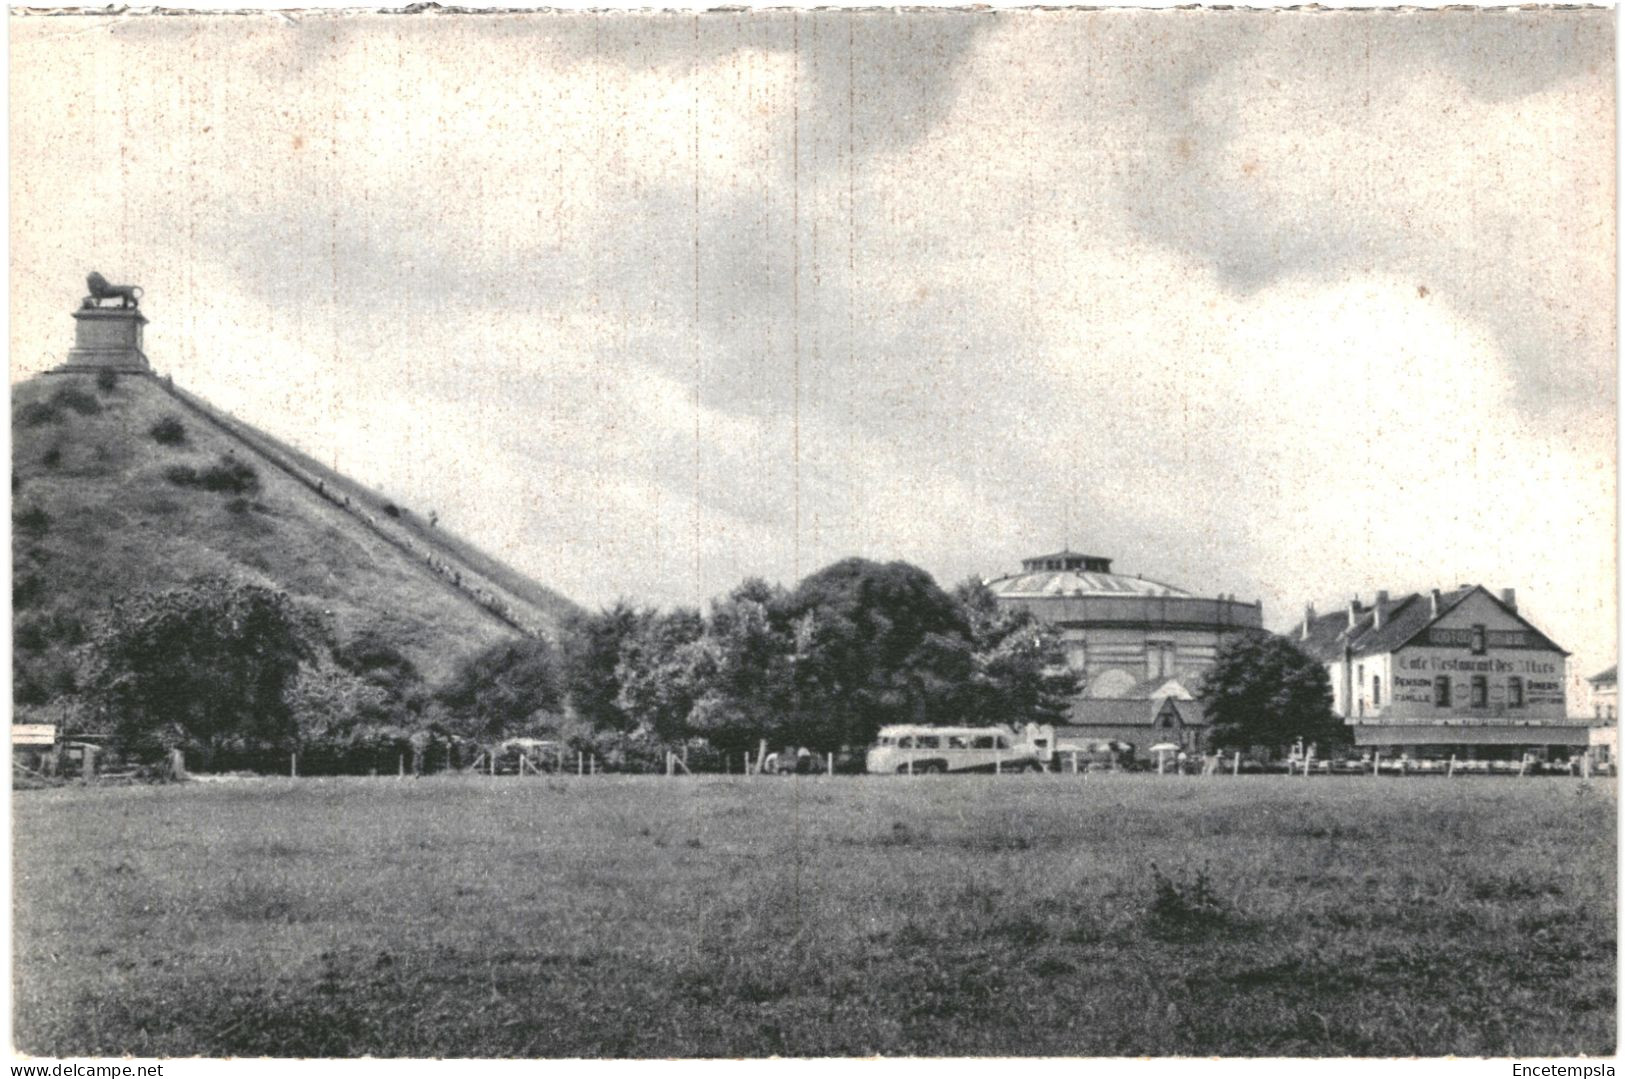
(1372, 675), (1382, 707)
(1508, 677), (1524, 708)
(1434, 677), (1452, 707)
(1471, 624), (1486, 655)
(947, 735), (970, 750)
(969, 735), (993, 750)
(879, 736), (895, 747)
(917, 736), (941, 749)
(897, 735), (916, 749)
(995, 735), (1011, 750)
(1471, 676), (1488, 708)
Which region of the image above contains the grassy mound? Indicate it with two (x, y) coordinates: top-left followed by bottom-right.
(11, 374), (577, 695)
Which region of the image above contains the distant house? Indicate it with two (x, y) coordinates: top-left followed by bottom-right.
(1588, 665), (1616, 721)
(1289, 586), (1585, 760)
(1587, 666), (1617, 769)
(1053, 684), (1208, 759)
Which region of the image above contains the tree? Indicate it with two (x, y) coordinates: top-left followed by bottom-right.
(87, 578), (322, 757)
(286, 664), (395, 742)
(435, 636), (563, 740)
(560, 601), (644, 733)
(953, 579), (1079, 726)
(685, 579), (796, 755)
(615, 607), (708, 743)
(1198, 632), (1347, 753)
(780, 558), (974, 751)
(333, 628), (427, 719)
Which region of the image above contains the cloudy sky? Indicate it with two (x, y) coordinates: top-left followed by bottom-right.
(10, 10), (1616, 689)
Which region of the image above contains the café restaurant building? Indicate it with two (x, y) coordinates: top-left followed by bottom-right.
(1290, 585), (1585, 759)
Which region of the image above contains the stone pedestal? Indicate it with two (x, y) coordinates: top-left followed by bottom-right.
(57, 305), (150, 374)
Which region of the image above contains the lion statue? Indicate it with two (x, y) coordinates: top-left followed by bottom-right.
(83, 271), (142, 309)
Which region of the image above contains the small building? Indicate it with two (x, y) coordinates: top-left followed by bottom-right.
(985, 549), (1259, 758)
(1290, 586), (1585, 759)
(1588, 665), (1616, 721)
(1051, 695), (1208, 759)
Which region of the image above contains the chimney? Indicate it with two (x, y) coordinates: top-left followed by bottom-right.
(1376, 590), (1390, 606)
(1501, 588), (1517, 612)
(1302, 603), (1316, 640)
(1347, 597), (1361, 630)
(1430, 589), (1441, 618)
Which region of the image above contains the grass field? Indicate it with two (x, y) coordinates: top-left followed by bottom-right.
(12, 775), (1617, 1058)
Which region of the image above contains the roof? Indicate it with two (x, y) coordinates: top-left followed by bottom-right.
(1289, 586), (1567, 662)
(876, 724), (1018, 737)
(1067, 698), (1157, 727)
(1023, 549), (1101, 565)
(986, 569), (1197, 599)
(1590, 665), (1616, 687)
(1160, 698), (1208, 726)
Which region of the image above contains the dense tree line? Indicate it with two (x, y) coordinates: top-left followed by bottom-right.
(63, 557), (1081, 767)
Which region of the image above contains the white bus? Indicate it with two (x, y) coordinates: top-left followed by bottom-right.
(865, 724), (1051, 774)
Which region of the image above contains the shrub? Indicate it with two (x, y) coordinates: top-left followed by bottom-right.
(14, 506), (51, 540)
(201, 457), (260, 495)
(149, 416), (187, 446)
(166, 456), (260, 496)
(95, 369), (119, 392)
(165, 464), (200, 488)
(15, 619), (50, 653)
(1147, 865), (1234, 940)
(18, 401), (62, 427)
(435, 637), (562, 739)
(13, 574), (46, 611)
(14, 669), (49, 707)
(51, 385), (102, 416)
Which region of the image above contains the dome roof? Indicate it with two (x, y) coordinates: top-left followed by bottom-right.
(985, 551), (1197, 599)
(985, 569), (1197, 599)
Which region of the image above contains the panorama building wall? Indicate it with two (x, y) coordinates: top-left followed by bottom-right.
(984, 551), (1263, 753)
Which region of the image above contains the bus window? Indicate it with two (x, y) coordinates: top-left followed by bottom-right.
(995, 735), (1011, 750)
(971, 735), (996, 750)
(897, 736), (915, 749)
(878, 736), (895, 747)
(948, 735), (970, 749)
(917, 736), (941, 749)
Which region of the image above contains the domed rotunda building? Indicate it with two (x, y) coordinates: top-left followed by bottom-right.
(985, 551), (1264, 754)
